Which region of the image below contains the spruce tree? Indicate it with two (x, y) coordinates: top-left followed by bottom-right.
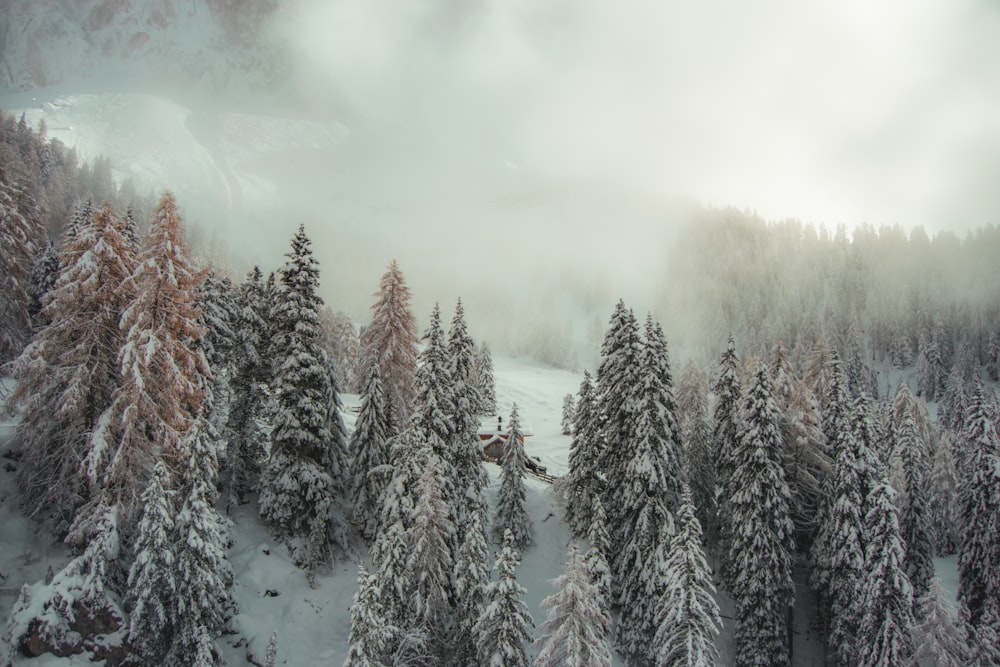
(448, 298), (480, 422)
(26, 238), (59, 323)
(344, 566), (389, 667)
(908, 577), (969, 667)
(412, 304), (457, 498)
(613, 317), (684, 662)
(474, 530), (534, 667)
(957, 382), (1000, 631)
(712, 334), (744, 563)
(225, 266), (270, 503)
(492, 404), (534, 548)
(360, 259), (419, 433)
(82, 192), (207, 525)
(770, 341), (829, 545)
(929, 431), (960, 556)
(475, 342), (497, 415)
(6, 202), (135, 529)
(169, 402), (237, 666)
(676, 359), (715, 537)
(729, 364), (795, 667)
(348, 359), (392, 542)
(533, 543), (612, 667)
(892, 383), (934, 602)
(811, 405), (865, 667)
(652, 486), (721, 667)
(564, 370), (600, 538)
(967, 602), (1000, 667)
(560, 393), (576, 435)
(126, 461), (177, 663)
(371, 429), (428, 641)
(259, 225), (350, 573)
(584, 495), (612, 609)
(858, 481), (914, 667)
(595, 301), (643, 518)
(404, 462), (455, 659)
(447, 299), (490, 555)
(451, 504), (490, 667)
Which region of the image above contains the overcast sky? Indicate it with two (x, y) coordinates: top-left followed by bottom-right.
(281, 0), (1000, 234)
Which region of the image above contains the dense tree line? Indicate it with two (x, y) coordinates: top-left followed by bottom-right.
(4, 123), (1000, 665)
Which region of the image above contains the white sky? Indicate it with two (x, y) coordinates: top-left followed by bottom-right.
(284, 0), (1000, 233)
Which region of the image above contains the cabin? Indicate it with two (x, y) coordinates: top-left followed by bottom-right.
(477, 416), (548, 476)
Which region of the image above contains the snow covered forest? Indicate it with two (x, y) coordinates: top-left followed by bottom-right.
(2, 100), (1000, 667)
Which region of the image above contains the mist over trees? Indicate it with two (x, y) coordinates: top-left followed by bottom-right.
(4, 106), (1000, 667)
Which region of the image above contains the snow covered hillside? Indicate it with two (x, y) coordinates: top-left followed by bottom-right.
(0, 357), (576, 666)
(0, 351), (971, 666)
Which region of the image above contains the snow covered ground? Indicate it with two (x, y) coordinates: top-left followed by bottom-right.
(0, 359), (961, 666)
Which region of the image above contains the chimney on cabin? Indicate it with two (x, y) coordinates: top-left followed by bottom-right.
(498, 415), (503, 432)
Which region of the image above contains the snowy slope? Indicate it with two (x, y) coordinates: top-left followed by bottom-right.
(0, 360), (961, 666)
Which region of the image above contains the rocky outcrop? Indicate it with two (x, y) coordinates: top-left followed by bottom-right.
(0, 0), (282, 92)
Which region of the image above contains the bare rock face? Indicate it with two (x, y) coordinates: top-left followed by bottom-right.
(15, 595), (127, 663)
(18, 619), (82, 658)
(0, 0), (281, 91)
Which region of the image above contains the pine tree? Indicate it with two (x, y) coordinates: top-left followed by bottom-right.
(126, 461), (177, 663)
(561, 394), (576, 435)
(908, 577), (969, 667)
(259, 225), (350, 573)
(5, 202), (135, 529)
(225, 266), (270, 503)
(858, 481), (914, 667)
(929, 431), (960, 556)
(533, 542), (612, 667)
(957, 382), (1000, 631)
(652, 487), (722, 667)
(168, 402), (237, 666)
(361, 259), (419, 433)
(82, 192), (207, 525)
(474, 342), (497, 415)
(348, 359), (392, 542)
(564, 370), (600, 538)
(493, 404), (534, 548)
(474, 530), (534, 667)
(729, 364), (795, 667)
(712, 334), (744, 563)
(344, 566), (389, 667)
